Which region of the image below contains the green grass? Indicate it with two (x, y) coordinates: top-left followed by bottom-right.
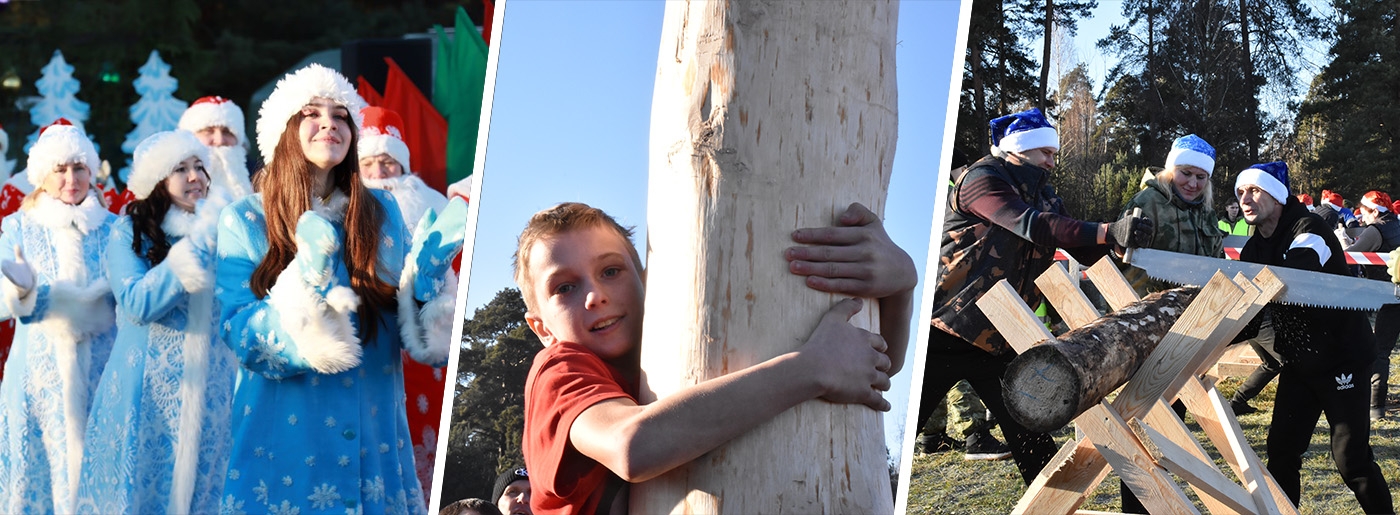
(906, 353), (1400, 514)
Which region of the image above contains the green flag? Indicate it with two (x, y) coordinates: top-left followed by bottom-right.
(434, 6), (489, 185)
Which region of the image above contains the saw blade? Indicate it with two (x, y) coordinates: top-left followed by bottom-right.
(1128, 248), (1399, 310)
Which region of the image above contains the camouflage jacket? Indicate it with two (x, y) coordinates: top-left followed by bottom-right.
(1119, 176), (1225, 295)
(931, 156), (1103, 355)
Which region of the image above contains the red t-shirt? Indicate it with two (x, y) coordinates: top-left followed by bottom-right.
(524, 341), (634, 515)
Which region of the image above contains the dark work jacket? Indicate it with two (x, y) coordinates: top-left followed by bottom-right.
(931, 155), (1105, 355)
(1238, 198), (1376, 373)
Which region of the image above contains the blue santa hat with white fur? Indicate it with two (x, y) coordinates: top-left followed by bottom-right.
(1234, 161), (1290, 205)
(1165, 134), (1216, 175)
(990, 108), (1059, 153)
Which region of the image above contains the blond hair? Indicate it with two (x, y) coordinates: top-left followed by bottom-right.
(1159, 165), (1213, 205)
(513, 202), (642, 311)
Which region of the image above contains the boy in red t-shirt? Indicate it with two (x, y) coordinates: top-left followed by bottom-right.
(514, 202), (915, 515)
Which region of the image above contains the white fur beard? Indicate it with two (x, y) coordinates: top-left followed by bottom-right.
(207, 145), (252, 198)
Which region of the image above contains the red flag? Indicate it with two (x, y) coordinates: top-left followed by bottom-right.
(380, 57), (448, 192)
(357, 76), (384, 107)
(481, 0), (494, 46)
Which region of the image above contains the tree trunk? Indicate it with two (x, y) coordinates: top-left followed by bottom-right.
(634, 1), (898, 513)
(1039, 0), (1053, 112)
(1002, 287), (1199, 432)
(971, 24), (988, 154)
(1240, 0), (1259, 162)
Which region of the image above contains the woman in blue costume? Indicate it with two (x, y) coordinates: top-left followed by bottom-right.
(0, 120), (118, 513)
(214, 64), (462, 515)
(76, 130), (235, 513)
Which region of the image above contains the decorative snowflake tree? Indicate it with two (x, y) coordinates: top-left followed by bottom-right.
(120, 50), (187, 182)
(26, 50), (91, 152)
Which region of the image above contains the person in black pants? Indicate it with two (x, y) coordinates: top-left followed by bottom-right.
(1232, 163), (1392, 513)
(1230, 312), (1280, 415)
(923, 109), (1152, 483)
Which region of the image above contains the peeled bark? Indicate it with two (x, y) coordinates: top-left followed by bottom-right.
(1003, 287), (1199, 432)
(634, 1), (898, 513)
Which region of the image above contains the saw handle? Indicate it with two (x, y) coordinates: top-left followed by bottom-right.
(1122, 207), (1143, 264)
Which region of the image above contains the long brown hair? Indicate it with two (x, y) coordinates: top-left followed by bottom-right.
(250, 111), (397, 341)
(126, 183), (176, 265)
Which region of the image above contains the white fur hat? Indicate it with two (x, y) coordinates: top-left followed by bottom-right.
(26, 119), (100, 189)
(179, 96), (247, 146)
(256, 64), (366, 166)
(357, 106), (411, 174)
(129, 130), (211, 200)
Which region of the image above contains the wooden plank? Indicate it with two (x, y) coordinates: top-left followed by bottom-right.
(1013, 437), (1110, 515)
(1110, 272), (1243, 419)
(976, 279), (1055, 355)
(1138, 423), (1259, 515)
(1076, 403), (1200, 515)
(1177, 378), (1295, 514)
(1035, 262), (1101, 329)
(1017, 273), (1241, 514)
(1086, 257), (1140, 312)
(1140, 400), (1237, 515)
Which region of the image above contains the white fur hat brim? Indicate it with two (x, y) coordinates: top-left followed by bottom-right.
(130, 130), (211, 200)
(1234, 168), (1289, 205)
(1165, 148), (1215, 176)
(256, 64), (366, 166)
(357, 134), (412, 175)
(179, 100), (246, 147)
(27, 125), (100, 190)
(995, 126), (1059, 154)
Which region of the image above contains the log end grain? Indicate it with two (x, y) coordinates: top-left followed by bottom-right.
(1002, 343), (1082, 433)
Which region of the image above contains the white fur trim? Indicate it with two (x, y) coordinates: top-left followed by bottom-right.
(311, 189), (351, 224)
(397, 259), (454, 366)
(256, 64), (366, 166)
(1165, 148), (1215, 176)
(161, 206), (200, 238)
(166, 238), (212, 293)
(362, 174), (447, 231)
(26, 125), (100, 190)
(28, 194), (110, 234)
(1363, 197), (1388, 213)
(0, 266), (36, 317)
(178, 99), (247, 145)
(995, 126), (1059, 153)
(206, 145), (252, 199)
(1289, 233), (1332, 268)
(267, 264), (363, 374)
(168, 281), (213, 514)
(44, 279), (117, 336)
(1234, 168), (1289, 205)
(358, 135), (412, 175)
(1326, 199), (1344, 210)
(129, 130), (210, 200)
(446, 176), (471, 201)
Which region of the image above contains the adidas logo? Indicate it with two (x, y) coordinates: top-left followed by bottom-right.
(1336, 373), (1355, 391)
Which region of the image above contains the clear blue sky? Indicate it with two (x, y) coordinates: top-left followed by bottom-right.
(461, 0), (960, 467)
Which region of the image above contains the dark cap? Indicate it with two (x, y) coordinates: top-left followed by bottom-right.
(492, 468), (530, 504)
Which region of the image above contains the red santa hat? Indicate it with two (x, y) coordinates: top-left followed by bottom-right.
(128, 130), (210, 200)
(357, 106), (411, 174)
(256, 64), (366, 166)
(1321, 189), (1344, 210)
(178, 96), (247, 145)
(26, 118), (100, 189)
(1361, 191), (1393, 213)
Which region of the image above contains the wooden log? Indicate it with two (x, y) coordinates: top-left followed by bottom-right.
(1001, 287), (1199, 432)
(634, 1), (898, 513)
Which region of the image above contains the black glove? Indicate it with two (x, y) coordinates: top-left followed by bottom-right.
(1107, 213), (1154, 248)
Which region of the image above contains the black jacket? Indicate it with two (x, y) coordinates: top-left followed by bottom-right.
(1237, 198), (1376, 372)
